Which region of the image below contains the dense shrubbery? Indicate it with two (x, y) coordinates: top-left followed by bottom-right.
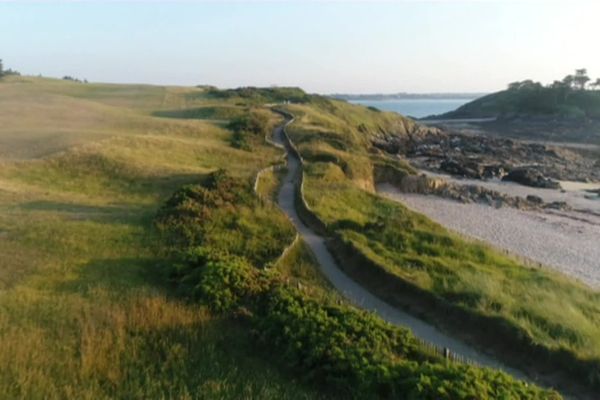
(208, 86), (311, 104)
(156, 170), (253, 249)
(255, 287), (421, 391)
(156, 170), (294, 266)
(172, 252), (556, 399)
(168, 245), (556, 398)
(173, 247), (274, 312)
(227, 109), (271, 150)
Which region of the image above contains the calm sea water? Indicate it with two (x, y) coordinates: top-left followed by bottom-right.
(349, 98), (474, 119)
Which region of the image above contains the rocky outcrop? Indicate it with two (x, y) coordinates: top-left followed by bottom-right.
(396, 174), (446, 193)
(439, 159), (506, 180)
(384, 123), (600, 184)
(392, 174), (550, 210)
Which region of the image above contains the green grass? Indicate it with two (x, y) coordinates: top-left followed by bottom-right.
(255, 166), (287, 201)
(0, 77), (326, 399)
(283, 100), (600, 390)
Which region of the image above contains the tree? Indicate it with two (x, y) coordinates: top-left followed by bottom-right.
(562, 74), (575, 89)
(508, 81), (521, 91)
(574, 68), (590, 90)
(0, 59), (4, 78)
(591, 78), (600, 91)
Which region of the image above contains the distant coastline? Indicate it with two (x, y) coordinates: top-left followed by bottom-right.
(331, 92), (487, 101)
(341, 96), (480, 119)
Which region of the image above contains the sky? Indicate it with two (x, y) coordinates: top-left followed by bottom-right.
(1, 0), (599, 93)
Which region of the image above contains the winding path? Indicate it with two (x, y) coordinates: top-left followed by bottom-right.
(272, 120), (528, 380)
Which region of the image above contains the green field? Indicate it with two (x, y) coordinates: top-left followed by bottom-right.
(0, 77), (561, 399)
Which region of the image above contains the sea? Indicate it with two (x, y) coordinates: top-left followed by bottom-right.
(348, 98), (475, 119)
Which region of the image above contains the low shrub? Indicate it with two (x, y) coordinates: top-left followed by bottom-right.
(228, 109), (271, 136)
(155, 170), (253, 250)
(230, 130), (251, 150)
(173, 247), (274, 312)
(254, 287), (557, 399)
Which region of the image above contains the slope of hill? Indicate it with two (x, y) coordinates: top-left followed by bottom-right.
(0, 76), (332, 399)
(436, 80), (600, 120)
(429, 73), (600, 144)
(0, 76), (569, 398)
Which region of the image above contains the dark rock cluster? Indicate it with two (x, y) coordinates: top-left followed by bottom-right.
(379, 128), (600, 187)
(502, 168), (561, 189)
(394, 174), (568, 211)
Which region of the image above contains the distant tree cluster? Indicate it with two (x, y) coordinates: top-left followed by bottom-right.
(496, 69), (600, 119)
(0, 59), (20, 79)
(508, 69), (600, 92)
(62, 76), (88, 83)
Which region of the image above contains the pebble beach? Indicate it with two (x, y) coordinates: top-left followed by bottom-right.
(379, 183), (600, 288)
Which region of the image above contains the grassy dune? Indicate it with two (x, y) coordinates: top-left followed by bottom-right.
(0, 77), (324, 399)
(284, 99), (600, 391)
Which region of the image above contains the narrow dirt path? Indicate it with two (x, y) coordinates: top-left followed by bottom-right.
(272, 120), (530, 381)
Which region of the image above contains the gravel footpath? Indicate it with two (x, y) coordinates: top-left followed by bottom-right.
(379, 183), (600, 288)
(272, 122), (529, 379)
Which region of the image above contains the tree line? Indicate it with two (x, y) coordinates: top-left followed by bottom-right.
(508, 68), (600, 92)
(0, 59), (20, 78)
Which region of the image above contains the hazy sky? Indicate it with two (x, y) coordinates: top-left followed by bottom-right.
(1, 1), (599, 93)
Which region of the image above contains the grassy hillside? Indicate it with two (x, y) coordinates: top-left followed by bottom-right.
(0, 76), (330, 398)
(437, 81), (600, 120)
(283, 99), (600, 394)
(0, 77), (559, 398)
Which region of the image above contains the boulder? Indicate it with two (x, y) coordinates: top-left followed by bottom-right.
(545, 201), (569, 210)
(502, 168), (561, 189)
(399, 174), (446, 194)
(440, 158), (483, 179)
(482, 164), (506, 179)
(526, 195), (544, 205)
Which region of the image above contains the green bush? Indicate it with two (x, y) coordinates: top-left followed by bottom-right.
(228, 109), (271, 136)
(226, 109), (273, 150)
(254, 287), (557, 399)
(173, 247), (274, 312)
(208, 86), (311, 104)
(155, 170), (254, 250)
(156, 168), (294, 268)
(230, 130), (251, 150)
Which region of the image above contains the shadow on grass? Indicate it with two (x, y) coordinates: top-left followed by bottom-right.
(21, 200), (143, 214)
(20, 171), (208, 210)
(56, 256), (171, 296)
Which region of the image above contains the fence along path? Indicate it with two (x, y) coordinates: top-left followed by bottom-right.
(271, 115), (531, 381)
